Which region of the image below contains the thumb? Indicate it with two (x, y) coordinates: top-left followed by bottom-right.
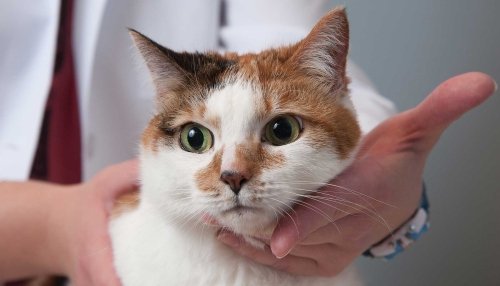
(407, 72), (496, 148)
(94, 159), (140, 202)
(270, 191), (348, 258)
(361, 72), (496, 157)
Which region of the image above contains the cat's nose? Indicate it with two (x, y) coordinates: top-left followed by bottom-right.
(220, 171), (249, 195)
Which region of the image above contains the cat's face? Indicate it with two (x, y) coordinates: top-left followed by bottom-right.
(135, 8), (360, 235)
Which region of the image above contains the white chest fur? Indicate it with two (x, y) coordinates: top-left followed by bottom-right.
(110, 201), (361, 286)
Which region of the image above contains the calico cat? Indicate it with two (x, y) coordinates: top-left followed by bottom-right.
(110, 7), (362, 286)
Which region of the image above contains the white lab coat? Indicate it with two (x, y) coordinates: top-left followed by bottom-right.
(0, 0), (396, 181)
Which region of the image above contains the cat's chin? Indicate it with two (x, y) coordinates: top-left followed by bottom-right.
(214, 207), (277, 239)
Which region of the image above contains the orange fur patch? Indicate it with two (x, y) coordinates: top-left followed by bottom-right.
(112, 189), (140, 218)
(195, 150), (223, 193)
(141, 115), (165, 152)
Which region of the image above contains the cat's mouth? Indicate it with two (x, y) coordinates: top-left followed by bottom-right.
(222, 204), (258, 214)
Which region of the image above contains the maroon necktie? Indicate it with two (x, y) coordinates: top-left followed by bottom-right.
(30, 0), (81, 184)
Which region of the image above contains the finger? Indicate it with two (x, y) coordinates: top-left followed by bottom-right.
(360, 72), (496, 157)
(94, 159), (140, 201)
(217, 231), (320, 276)
(288, 243), (359, 276)
(298, 219), (364, 246)
(86, 246), (122, 286)
(299, 214), (385, 251)
(86, 243), (122, 286)
(406, 72), (496, 153)
(400, 72), (495, 153)
(85, 210), (122, 285)
(414, 72), (496, 133)
(270, 192), (351, 259)
(71, 208), (122, 286)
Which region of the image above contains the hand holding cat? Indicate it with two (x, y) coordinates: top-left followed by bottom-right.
(60, 160), (138, 286)
(0, 161), (137, 285)
(218, 72), (497, 276)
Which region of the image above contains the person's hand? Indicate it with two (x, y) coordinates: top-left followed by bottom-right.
(217, 72), (496, 276)
(55, 160), (138, 285)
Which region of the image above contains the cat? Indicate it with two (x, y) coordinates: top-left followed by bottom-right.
(110, 7), (362, 286)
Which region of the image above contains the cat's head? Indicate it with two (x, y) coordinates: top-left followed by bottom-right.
(134, 8), (360, 235)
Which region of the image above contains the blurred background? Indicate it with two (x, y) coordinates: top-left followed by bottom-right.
(341, 0), (500, 285)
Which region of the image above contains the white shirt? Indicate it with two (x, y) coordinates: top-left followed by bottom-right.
(0, 0), (396, 181)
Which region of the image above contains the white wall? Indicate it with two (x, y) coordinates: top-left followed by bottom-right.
(339, 1), (500, 285)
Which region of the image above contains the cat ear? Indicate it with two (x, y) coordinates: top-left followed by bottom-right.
(292, 7), (350, 91)
(129, 29), (187, 95)
(130, 29), (234, 101)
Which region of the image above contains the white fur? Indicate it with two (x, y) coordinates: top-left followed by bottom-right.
(110, 76), (361, 286)
(205, 78), (264, 171)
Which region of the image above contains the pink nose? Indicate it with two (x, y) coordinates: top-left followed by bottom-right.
(220, 171), (249, 195)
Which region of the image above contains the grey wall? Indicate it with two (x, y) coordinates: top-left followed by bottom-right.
(339, 1), (500, 285)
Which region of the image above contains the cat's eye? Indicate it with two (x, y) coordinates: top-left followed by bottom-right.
(180, 123), (213, 153)
(263, 115), (302, 146)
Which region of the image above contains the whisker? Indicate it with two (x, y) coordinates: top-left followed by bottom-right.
(268, 197), (300, 238)
(281, 188), (390, 228)
(272, 180), (396, 208)
(269, 196), (341, 231)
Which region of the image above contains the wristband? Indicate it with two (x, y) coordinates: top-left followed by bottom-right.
(363, 184), (429, 260)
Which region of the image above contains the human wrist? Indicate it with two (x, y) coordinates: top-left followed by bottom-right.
(43, 184), (82, 276)
(364, 184), (429, 259)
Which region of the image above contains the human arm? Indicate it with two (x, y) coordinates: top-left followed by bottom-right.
(0, 181), (70, 281)
(0, 160), (137, 285)
(218, 72), (496, 275)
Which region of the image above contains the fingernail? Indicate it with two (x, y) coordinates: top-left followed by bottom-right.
(274, 248), (292, 259)
(218, 232), (240, 248)
(494, 79), (498, 92)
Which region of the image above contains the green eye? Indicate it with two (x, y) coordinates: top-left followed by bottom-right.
(264, 115), (302, 146)
(180, 123), (213, 153)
